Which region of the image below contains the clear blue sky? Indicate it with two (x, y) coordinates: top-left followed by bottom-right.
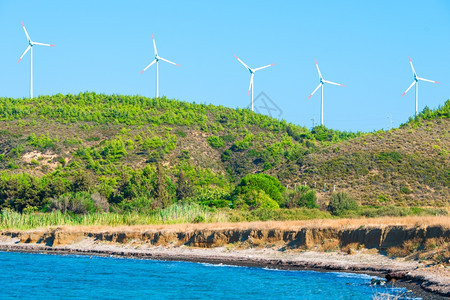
(0, 0), (449, 132)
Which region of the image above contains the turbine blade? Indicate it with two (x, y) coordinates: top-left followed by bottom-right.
(17, 45), (31, 63)
(417, 77), (440, 84)
(254, 63), (276, 71)
(234, 55), (251, 70)
(140, 59), (156, 74)
(33, 42), (55, 47)
(408, 56), (416, 75)
(315, 59), (322, 78)
(323, 79), (345, 87)
(159, 57), (180, 67)
(152, 34), (158, 55)
(402, 81), (416, 97)
(21, 21), (31, 41)
(248, 73), (254, 95)
(308, 83), (322, 99)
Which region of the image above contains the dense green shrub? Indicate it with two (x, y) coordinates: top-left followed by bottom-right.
(327, 192), (358, 216)
(233, 189), (279, 210)
(192, 215), (205, 223)
(402, 100), (450, 128)
(283, 185), (318, 209)
(115, 196), (154, 213)
(231, 134), (254, 151)
(195, 188), (231, 208)
(207, 136), (225, 149)
(221, 150), (232, 162)
(234, 174), (285, 204)
(49, 192), (106, 214)
(377, 151), (402, 162)
(27, 132), (59, 150)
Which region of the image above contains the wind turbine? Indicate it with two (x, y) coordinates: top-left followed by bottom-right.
(234, 55), (275, 112)
(307, 59), (344, 126)
(402, 56), (440, 116)
(17, 21), (55, 98)
(140, 34), (180, 98)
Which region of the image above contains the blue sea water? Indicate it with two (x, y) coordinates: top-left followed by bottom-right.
(0, 251), (419, 299)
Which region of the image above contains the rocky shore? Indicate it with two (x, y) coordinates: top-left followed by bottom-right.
(1, 219), (449, 298)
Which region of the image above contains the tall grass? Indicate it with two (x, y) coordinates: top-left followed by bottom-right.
(1, 204), (447, 230)
(0, 203), (228, 230)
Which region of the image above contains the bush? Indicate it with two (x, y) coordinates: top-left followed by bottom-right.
(207, 136), (225, 149)
(192, 215), (205, 223)
(231, 134), (253, 151)
(234, 174), (285, 204)
(377, 151), (402, 162)
(49, 192), (106, 214)
(195, 188), (231, 208)
(115, 197), (154, 213)
(283, 185), (318, 209)
(233, 189), (279, 210)
(27, 132), (58, 150)
(327, 192), (358, 216)
(221, 150), (231, 162)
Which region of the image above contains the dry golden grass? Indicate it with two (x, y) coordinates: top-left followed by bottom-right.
(387, 237), (450, 263)
(24, 215), (450, 234)
(425, 238), (446, 250)
(341, 243), (360, 254)
(321, 239), (340, 252)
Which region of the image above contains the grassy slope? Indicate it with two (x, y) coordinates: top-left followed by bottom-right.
(0, 92), (448, 208)
(272, 118), (449, 206)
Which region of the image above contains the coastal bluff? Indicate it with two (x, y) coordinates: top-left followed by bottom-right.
(2, 220), (449, 250)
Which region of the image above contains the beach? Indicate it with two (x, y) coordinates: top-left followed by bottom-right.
(1, 218), (449, 298)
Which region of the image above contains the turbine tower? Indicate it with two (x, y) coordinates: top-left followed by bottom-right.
(402, 56), (440, 116)
(140, 34), (180, 98)
(234, 55), (275, 112)
(307, 59), (344, 126)
(17, 21), (55, 98)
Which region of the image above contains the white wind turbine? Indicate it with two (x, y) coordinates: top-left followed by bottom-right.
(140, 34), (180, 98)
(402, 56), (440, 116)
(234, 55), (275, 112)
(17, 21), (55, 98)
(307, 59), (345, 126)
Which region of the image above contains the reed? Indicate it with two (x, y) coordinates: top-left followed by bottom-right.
(0, 203), (228, 230)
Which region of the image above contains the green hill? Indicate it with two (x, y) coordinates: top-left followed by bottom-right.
(0, 92), (448, 214)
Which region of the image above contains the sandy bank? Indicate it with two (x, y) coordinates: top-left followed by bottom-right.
(1, 218), (449, 298)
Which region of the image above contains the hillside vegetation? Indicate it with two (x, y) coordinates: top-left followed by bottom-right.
(0, 93), (448, 222)
(272, 103), (449, 207)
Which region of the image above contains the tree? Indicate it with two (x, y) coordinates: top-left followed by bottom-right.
(234, 174), (285, 204)
(71, 171), (92, 193)
(176, 169), (194, 201)
(327, 192), (358, 216)
(154, 163), (171, 208)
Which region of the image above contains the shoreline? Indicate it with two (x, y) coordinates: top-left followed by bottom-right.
(0, 238), (447, 299)
(1, 219), (448, 298)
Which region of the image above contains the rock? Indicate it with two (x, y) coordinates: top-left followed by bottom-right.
(386, 271), (407, 281)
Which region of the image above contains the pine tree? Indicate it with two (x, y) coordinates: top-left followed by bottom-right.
(176, 169), (194, 201)
(154, 163), (171, 208)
